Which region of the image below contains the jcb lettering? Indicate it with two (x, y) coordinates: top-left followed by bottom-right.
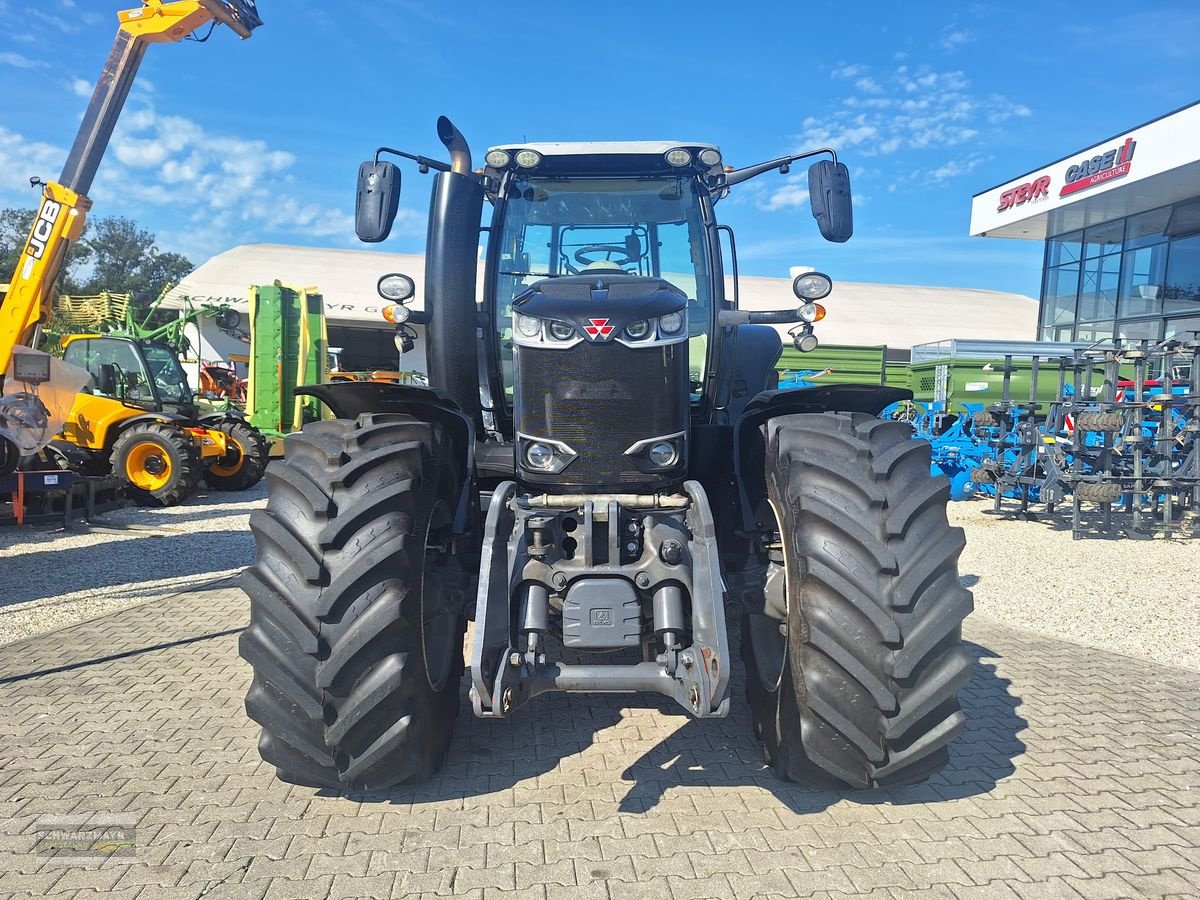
(26, 199), (63, 260)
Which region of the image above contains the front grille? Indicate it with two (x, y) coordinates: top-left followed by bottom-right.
(515, 340), (687, 489)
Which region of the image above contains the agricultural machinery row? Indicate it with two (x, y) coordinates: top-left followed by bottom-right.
(889, 338), (1200, 539)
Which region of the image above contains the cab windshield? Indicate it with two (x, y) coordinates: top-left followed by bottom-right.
(141, 344), (192, 406)
(493, 175), (713, 400)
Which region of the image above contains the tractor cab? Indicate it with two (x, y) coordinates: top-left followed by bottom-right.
(480, 146), (722, 421)
(62, 335), (197, 417)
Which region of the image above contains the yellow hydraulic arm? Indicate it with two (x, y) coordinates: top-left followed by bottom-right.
(0, 1), (262, 380)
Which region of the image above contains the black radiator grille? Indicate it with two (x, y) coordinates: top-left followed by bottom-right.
(515, 341), (687, 488)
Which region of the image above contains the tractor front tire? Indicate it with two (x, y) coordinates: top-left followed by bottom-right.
(240, 414), (465, 790)
(204, 419), (269, 491)
(743, 412), (974, 789)
(111, 423), (202, 507)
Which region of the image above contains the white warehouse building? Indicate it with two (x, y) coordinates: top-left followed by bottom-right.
(163, 243), (1040, 374)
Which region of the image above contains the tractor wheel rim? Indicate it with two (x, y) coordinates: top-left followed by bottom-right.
(421, 500), (458, 692)
(208, 436), (246, 477)
(125, 443), (173, 492)
(750, 496), (789, 692)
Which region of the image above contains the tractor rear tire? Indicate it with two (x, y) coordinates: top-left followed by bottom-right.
(1075, 481), (1123, 504)
(1076, 411), (1123, 433)
(111, 423), (202, 507)
(240, 414), (466, 790)
(743, 412), (974, 789)
(203, 419), (268, 491)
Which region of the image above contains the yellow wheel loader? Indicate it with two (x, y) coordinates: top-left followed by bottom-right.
(0, 2), (262, 494)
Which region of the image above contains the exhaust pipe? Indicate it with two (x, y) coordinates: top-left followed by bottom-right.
(437, 116), (472, 175)
(425, 116), (484, 425)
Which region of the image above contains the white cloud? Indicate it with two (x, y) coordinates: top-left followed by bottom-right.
(0, 127), (65, 192)
(938, 28), (975, 50)
(924, 154), (989, 184)
(0, 100), (363, 261)
(789, 64), (1031, 161)
(760, 178), (810, 212)
(831, 63), (867, 79)
(69, 78), (92, 98)
(0, 51), (47, 69)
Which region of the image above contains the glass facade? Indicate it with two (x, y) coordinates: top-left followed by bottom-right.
(1040, 197), (1200, 343)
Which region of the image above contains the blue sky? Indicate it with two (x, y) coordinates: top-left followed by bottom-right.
(1, 0), (1198, 298)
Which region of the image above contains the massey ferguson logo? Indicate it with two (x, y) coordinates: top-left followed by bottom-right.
(583, 318), (615, 341)
(1061, 137), (1136, 197)
(26, 197), (63, 261)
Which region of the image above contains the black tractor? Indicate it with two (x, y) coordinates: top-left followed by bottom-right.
(239, 118), (973, 791)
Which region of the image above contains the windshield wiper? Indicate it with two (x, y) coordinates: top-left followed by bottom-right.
(499, 271), (561, 278)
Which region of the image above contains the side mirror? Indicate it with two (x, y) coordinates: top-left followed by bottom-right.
(808, 160), (853, 243)
(356, 161), (402, 243)
(97, 363), (118, 396)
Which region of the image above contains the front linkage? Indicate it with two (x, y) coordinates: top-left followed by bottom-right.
(470, 482), (730, 719)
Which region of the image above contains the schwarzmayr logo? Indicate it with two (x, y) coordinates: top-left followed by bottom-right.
(1061, 137), (1136, 197)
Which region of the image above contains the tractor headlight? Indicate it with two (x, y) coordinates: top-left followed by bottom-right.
(659, 311), (684, 335)
(515, 314), (542, 338)
(698, 148), (722, 167)
(485, 149), (511, 168)
(798, 303), (826, 324)
(383, 303), (411, 324)
(648, 441), (678, 467)
(625, 319), (652, 340)
(793, 271), (833, 301)
(514, 149), (542, 168)
(525, 442), (555, 470)
(665, 148), (692, 167)
(378, 272), (416, 302)
(549, 321), (576, 341)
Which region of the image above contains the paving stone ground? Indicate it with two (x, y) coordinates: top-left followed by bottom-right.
(0, 583), (1197, 900)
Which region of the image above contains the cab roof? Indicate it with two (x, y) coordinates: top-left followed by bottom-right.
(488, 141), (720, 157)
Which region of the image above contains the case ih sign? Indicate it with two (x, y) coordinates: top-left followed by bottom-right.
(1061, 137), (1136, 197)
(998, 176), (1051, 212)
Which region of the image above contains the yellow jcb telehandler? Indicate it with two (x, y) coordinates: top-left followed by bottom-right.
(0, 1), (263, 504)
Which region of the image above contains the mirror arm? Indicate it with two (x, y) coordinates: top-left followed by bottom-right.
(717, 147), (838, 191)
(373, 146), (452, 174)
(718, 309), (810, 326)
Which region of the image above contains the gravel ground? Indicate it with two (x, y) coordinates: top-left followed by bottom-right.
(3, 482), (1197, 672)
(950, 498), (1200, 672)
(0, 483), (264, 647)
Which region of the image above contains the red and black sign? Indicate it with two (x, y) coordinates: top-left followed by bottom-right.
(583, 317), (614, 341)
(1061, 137), (1136, 197)
(998, 176), (1051, 212)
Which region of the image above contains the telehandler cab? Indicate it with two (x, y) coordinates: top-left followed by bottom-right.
(241, 118), (973, 791)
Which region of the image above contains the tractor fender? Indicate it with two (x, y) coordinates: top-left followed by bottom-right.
(196, 409), (250, 427)
(731, 384), (913, 534)
(296, 381), (478, 536)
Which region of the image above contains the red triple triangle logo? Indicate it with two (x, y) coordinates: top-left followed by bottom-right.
(583, 317), (614, 341)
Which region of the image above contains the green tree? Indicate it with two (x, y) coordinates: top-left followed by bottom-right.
(77, 216), (193, 299)
(0, 209), (193, 301)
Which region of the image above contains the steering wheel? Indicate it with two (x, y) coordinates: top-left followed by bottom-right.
(574, 244), (634, 268)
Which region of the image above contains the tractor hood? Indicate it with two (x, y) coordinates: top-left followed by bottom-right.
(512, 275), (687, 344)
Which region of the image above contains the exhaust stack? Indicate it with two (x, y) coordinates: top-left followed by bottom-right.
(424, 117), (483, 425)
(437, 116), (472, 175)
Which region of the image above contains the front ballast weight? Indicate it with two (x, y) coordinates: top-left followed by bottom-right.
(470, 481), (731, 719)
